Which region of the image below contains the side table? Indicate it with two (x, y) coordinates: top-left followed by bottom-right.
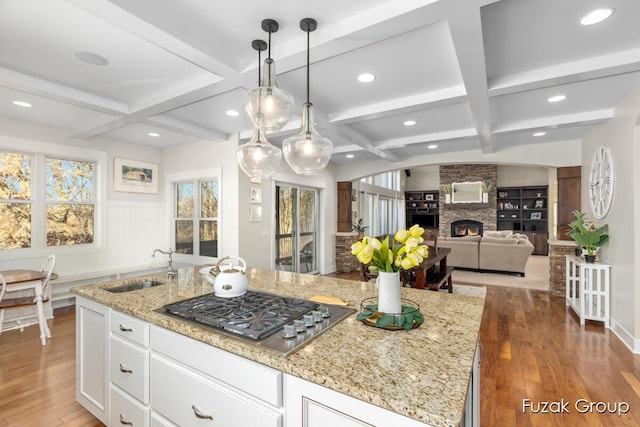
(565, 255), (611, 327)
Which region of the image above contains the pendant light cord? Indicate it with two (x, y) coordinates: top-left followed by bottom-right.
(306, 28), (310, 104)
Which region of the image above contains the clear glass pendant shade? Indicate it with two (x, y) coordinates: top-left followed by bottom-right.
(237, 127), (282, 180)
(282, 103), (333, 175)
(244, 58), (294, 132)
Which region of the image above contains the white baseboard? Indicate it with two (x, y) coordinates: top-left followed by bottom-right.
(609, 317), (640, 354)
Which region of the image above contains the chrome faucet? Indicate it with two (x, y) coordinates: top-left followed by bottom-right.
(152, 248), (178, 278)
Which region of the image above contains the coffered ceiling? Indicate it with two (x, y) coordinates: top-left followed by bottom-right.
(1, 0), (639, 165)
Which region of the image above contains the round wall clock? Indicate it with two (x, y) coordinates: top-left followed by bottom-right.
(589, 146), (614, 219)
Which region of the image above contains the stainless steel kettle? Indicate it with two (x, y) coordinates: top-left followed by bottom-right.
(209, 256), (248, 297)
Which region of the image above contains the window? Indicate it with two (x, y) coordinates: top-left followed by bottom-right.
(45, 157), (95, 246)
(0, 150), (97, 251)
(174, 179), (218, 257)
(0, 152), (32, 249)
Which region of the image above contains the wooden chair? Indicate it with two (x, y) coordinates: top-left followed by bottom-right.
(0, 255), (56, 342)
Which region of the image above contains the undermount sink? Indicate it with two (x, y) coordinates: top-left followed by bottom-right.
(105, 280), (164, 293)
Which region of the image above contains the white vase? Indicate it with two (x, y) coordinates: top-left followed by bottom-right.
(482, 192), (489, 203)
(445, 194), (451, 204)
(376, 271), (402, 314)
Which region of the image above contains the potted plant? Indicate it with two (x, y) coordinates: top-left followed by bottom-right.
(481, 181), (493, 203)
(352, 218), (369, 239)
(568, 210), (609, 263)
(442, 184), (452, 204)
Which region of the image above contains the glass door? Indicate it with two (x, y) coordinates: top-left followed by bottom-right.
(275, 184), (318, 273)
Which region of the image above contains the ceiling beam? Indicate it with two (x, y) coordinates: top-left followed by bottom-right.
(442, 0), (494, 154)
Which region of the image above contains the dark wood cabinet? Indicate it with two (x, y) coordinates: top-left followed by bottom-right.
(337, 182), (353, 232)
(497, 185), (549, 255)
(405, 190), (439, 230)
(522, 231), (549, 256)
(557, 166), (581, 240)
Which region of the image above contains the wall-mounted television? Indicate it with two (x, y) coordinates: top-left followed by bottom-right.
(408, 213), (438, 229)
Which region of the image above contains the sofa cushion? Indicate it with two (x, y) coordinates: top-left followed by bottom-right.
(448, 235), (482, 242)
(481, 236), (518, 244)
(483, 230), (513, 238)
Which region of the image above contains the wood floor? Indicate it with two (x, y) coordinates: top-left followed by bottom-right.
(2, 280), (640, 426)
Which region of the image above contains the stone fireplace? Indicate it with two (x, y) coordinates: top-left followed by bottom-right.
(451, 220), (483, 237)
(439, 164), (497, 237)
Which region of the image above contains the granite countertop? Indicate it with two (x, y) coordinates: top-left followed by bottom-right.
(71, 266), (485, 427)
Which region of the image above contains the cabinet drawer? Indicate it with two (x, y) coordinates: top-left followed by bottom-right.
(110, 335), (150, 404)
(110, 385), (149, 427)
(151, 412), (177, 427)
(151, 356), (282, 427)
(150, 326), (281, 407)
(111, 311), (149, 346)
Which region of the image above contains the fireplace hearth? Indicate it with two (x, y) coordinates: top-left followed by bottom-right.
(451, 220), (483, 237)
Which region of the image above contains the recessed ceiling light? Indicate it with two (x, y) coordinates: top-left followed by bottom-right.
(346, 154), (355, 159)
(148, 132), (160, 137)
(533, 132), (546, 137)
(13, 100), (32, 108)
(75, 51), (109, 66)
(226, 110), (239, 117)
(428, 144), (438, 149)
(357, 73), (375, 83)
(403, 120), (416, 126)
(580, 8), (614, 26)
(547, 95), (566, 103)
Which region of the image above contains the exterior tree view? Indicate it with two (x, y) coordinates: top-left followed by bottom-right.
(0, 152), (96, 249)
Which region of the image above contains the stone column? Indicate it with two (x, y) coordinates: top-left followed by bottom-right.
(335, 232), (359, 273)
(548, 239), (579, 297)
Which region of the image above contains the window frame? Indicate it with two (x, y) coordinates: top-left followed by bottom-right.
(167, 168), (221, 264)
(0, 138), (106, 260)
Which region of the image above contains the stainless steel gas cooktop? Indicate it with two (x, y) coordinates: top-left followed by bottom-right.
(157, 290), (355, 357)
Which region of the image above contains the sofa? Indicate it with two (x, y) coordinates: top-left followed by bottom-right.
(437, 230), (534, 276)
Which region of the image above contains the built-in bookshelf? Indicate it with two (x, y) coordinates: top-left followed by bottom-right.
(497, 185), (549, 255)
(405, 190), (439, 230)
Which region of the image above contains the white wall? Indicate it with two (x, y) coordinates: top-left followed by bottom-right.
(0, 118), (167, 278)
(580, 86), (640, 351)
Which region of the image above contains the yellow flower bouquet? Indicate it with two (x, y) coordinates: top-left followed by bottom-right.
(350, 224), (429, 272)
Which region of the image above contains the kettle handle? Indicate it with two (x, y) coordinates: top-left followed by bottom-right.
(214, 256), (246, 273)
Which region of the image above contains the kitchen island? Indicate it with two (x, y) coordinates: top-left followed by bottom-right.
(72, 266), (484, 427)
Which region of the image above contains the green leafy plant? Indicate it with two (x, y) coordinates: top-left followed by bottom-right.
(568, 210), (609, 256)
(481, 181), (493, 193)
(442, 184), (452, 195)
(352, 218), (369, 234)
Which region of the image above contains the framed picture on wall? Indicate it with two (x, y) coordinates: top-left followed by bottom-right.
(250, 205), (262, 222)
(250, 187), (262, 203)
(113, 157), (159, 194)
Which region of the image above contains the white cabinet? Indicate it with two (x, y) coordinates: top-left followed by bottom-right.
(566, 255), (611, 327)
(285, 343), (481, 427)
(109, 311), (151, 426)
(149, 326), (283, 426)
(76, 296), (110, 424)
(285, 374), (429, 427)
(151, 355), (281, 426)
(110, 385), (150, 427)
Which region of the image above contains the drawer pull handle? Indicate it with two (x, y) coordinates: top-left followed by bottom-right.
(119, 324), (133, 332)
(119, 363), (133, 374)
(119, 414), (133, 425)
(192, 404), (213, 420)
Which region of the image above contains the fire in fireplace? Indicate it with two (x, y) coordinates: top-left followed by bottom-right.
(451, 220), (483, 237)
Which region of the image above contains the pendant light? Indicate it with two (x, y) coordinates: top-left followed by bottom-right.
(283, 18), (332, 175)
(243, 19), (294, 133)
(237, 39), (282, 180)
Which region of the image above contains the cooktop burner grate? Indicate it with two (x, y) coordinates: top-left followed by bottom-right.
(162, 290), (319, 340)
